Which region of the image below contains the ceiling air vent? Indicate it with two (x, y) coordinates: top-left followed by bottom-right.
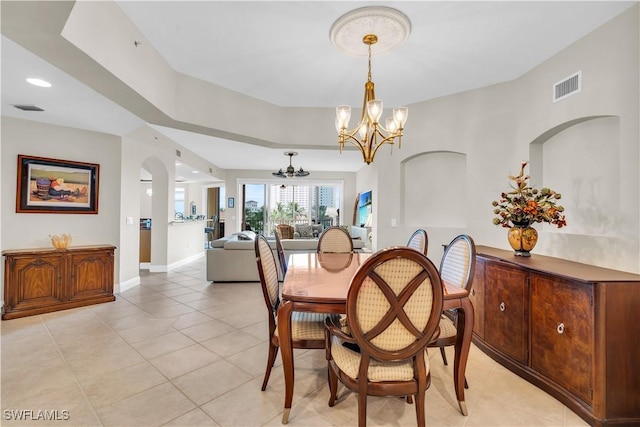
(13, 104), (44, 111)
(176, 149), (181, 157)
(553, 71), (581, 103)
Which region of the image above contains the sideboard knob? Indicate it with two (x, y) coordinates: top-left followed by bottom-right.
(499, 302), (506, 312)
(557, 323), (565, 335)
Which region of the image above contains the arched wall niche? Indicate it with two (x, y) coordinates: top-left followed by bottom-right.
(401, 151), (467, 228)
(528, 115), (636, 269)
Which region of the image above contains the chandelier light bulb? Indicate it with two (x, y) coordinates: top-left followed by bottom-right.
(366, 100), (383, 123)
(358, 122), (368, 140)
(336, 105), (351, 130)
(385, 117), (397, 133)
(393, 107), (408, 127)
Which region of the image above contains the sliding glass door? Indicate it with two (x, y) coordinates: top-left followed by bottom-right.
(241, 182), (342, 237)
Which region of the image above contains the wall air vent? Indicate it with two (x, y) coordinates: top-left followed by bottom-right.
(553, 71), (581, 103)
(13, 104), (44, 111)
(176, 149), (181, 157)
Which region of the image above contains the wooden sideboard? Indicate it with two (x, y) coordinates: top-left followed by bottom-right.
(2, 245), (116, 320)
(471, 246), (640, 426)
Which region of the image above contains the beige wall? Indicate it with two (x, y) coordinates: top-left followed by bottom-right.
(1, 116), (123, 302)
(365, 5), (639, 273)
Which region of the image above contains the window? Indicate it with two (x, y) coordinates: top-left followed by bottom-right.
(174, 187), (185, 215)
(267, 184), (341, 235)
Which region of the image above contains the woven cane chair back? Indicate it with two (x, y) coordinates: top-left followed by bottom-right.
(406, 229), (428, 255)
(317, 226), (353, 253)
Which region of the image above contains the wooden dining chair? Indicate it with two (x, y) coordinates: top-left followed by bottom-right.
(325, 247), (444, 427)
(254, 234), (332, 391)
(428, 234), (476, 370)
(274, 230), (287, 280)
(406, 228), (428, 255)
(317, 226), (353, 253)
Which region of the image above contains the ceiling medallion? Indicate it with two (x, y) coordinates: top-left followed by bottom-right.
(272, 152), (310, 178)
(330, 6), (411, 57)
(332, 7), (411, 165)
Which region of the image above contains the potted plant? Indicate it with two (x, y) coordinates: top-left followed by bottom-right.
(492, 161), (567, 256)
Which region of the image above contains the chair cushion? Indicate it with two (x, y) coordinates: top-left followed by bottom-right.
(330, 336), (430, 382)
(275, 311), (334, 341)
(438, 315), (457, 339)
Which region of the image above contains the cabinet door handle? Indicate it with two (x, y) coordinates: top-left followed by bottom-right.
(499, 302), (506, 312)
(557, 323), (565, 335)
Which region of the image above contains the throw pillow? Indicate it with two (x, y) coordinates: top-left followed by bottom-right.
(234, 231), (256, 240)
(297, 225), (314, 239)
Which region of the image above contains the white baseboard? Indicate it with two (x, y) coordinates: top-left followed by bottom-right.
(149, 252), (204, 273)
(139, 262), (151, 270)
(167, 252), (204, 270)
(117, 276), (140, 294)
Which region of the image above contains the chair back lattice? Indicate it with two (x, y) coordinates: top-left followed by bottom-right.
(276, 224), (294, 240)
(274, 230), (287, 278)
(255, 234), (280, 319)
(317, 226), (353, 253)
(406, 229), (428, 255)
(440, 235), (476, 291)
(347, 247), (443, 362)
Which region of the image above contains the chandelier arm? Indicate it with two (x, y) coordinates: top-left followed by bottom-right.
(340, 132), (368, 151)
(369, 132), (399, 160)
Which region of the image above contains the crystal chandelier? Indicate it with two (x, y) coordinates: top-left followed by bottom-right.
(335, 34), (408, 165)
(272, 152), (310, 178)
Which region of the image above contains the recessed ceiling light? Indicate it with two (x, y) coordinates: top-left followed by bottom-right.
(177, 176), (185, 180)
(26, 78), (52, 88)
(175, 161), (180, 166)
(191, 170), (199, 174)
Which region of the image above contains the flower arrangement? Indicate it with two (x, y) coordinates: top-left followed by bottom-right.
(492, 161), (567, 229)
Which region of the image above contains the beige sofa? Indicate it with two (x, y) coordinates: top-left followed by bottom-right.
(206, 231), (365, 282)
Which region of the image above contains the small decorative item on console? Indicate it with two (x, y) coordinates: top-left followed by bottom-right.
(50, 233), (73, 249)
(492, 161), (566, 256)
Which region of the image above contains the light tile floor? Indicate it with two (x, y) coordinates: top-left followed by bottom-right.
(1, 257), (590, 426)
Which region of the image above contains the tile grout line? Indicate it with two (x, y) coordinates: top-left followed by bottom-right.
(39, 313), (105, 427)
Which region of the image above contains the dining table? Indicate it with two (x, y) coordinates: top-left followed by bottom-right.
(277, 251), (474, 424)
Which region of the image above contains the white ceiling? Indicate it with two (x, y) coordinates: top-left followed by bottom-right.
(2, 1), (637, 181)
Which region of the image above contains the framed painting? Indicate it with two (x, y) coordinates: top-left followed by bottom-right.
(16, 154), (99, 214)
(353, 190), (372, 226)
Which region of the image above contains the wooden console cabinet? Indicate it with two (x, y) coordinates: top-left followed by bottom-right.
(472, 246), (640, 426)
(3, 245), (116, 320)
